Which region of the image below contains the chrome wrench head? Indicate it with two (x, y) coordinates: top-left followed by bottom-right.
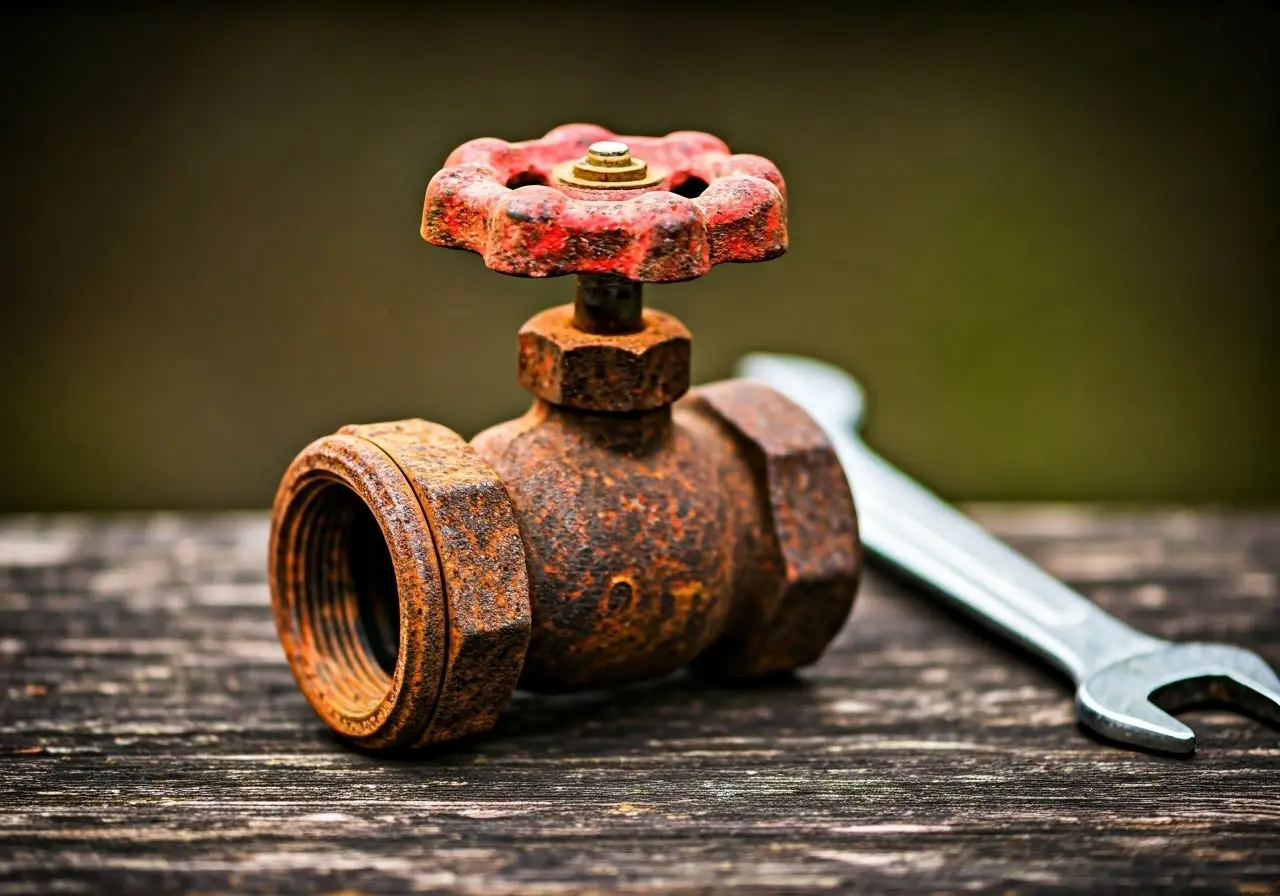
(737, 352), (1280, 754)
(1077, 644), (1280, 753)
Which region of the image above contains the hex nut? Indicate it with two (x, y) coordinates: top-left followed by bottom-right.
(686, 380), (862, 680)
(269, 418), (531, 750)
(517, 304), (691, 412)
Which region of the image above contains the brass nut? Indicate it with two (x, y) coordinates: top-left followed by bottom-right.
(517, 304), (692, 412)
(553, 140), (664, 190)
(686, 380), (862, 679)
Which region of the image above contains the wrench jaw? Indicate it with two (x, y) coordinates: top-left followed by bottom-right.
(1076, 644), (1280, 755)
(736, 352), (1280, 755)
(1075, 660), (1197, 755)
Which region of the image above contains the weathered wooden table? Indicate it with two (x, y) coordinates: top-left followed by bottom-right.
(1, 511), (1277, 893)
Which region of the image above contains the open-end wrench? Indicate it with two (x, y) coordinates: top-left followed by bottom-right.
(738, 353), (1280, 754)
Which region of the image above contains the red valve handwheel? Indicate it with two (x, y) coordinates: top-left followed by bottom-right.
(421, 123), (787, 282)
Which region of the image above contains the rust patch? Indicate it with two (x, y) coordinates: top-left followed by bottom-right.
(470, 383), (860, 692)
(685, 380), (863, 680)
(472, 401), (734, 691)
(269, 433), (447, 750)
(269, 422), (530, 749)
(517, 304), (691, 413)
(341, 420), (531, 744)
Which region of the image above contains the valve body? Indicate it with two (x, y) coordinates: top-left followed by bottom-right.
(474, 377), (859, 693)
(269, 126), (862, 751)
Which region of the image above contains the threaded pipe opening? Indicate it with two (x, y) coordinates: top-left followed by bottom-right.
(293, 478), (400, 718)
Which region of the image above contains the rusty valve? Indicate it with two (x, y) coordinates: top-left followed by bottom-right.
(269, 124), (863, 751)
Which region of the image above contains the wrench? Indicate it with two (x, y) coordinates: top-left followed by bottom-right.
(737, 352), (1280, 754)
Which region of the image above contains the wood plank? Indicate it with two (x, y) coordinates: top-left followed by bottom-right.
(1, 510), (1278, 893)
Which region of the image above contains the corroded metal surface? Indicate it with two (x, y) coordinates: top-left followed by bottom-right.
(518, 303), (692, 412)
(340, 420), (531, 745)
(269, 433), (446, 750)
(269, 125), (860, 751)
(471, 386), (862, 692)
(269, 420), (530, 749)
(688, 381), (863, 680)
(422, 123), (787, 281)
(472, 401), (733, 691)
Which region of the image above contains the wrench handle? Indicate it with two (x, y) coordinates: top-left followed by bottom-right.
(832, 434), (1157, 683)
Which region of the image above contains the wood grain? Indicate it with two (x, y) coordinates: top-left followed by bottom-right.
(1, 510), (1278, 894)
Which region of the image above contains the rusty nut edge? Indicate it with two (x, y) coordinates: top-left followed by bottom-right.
(517, 304), (692, 412)
(268, 419), (531, 750)
(686, 380), (862, 680)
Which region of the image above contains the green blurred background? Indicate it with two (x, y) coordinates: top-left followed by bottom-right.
(2, 2), (1277, 511)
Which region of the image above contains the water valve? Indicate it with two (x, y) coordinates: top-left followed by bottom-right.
(269, 124), (862, 751)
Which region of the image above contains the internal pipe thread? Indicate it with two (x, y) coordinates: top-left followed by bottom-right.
(292, 479), (400, 718)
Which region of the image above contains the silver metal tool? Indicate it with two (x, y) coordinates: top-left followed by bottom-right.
(738, 352), (1280, 754)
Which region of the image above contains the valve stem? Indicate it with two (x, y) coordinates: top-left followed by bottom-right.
(574, 274), (644, 334)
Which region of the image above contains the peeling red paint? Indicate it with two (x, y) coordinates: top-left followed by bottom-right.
(422, 124), (787, 281)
